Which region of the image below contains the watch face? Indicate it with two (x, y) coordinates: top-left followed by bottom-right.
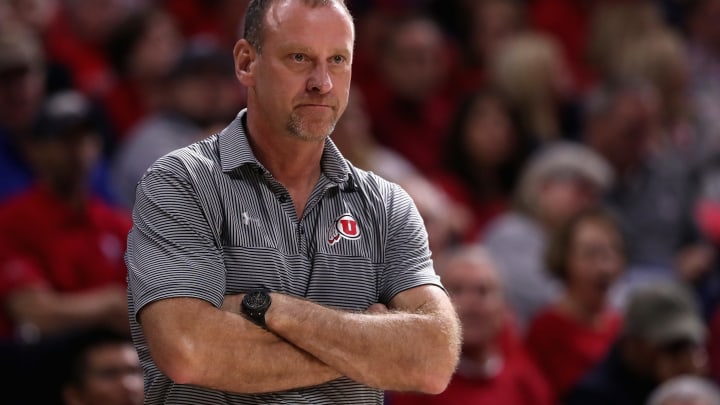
(245, 291), (270, 309)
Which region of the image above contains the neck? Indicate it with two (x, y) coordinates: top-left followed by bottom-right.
(46, 180), (87, 212)
(557, 292), (606, 327)
(245, 114), (325, 216)
(457, 343), (503, 379)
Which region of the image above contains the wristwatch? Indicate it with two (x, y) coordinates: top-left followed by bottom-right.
(241, 289), (272, 328)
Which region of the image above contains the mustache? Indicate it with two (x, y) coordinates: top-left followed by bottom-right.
(294, 97), (339, 109)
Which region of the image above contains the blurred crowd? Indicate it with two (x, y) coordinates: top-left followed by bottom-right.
(3, 0), (720, 404)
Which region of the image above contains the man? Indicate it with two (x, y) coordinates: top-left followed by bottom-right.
(0, 25), (116, 203)
(126, 1), (461, 404)
(565, 281), (708, 405)
(583, 81), (713, 303)
(387, 246), (552, 405)
(0, 90), (130, 342)
(62, 329), (144, 405)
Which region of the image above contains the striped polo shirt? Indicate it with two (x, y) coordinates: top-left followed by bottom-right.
(126, 110), (443, 404)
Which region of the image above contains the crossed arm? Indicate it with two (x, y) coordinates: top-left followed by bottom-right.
(138, 284), (461, 394)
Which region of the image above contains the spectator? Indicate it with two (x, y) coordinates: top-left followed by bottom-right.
(489, 32), (581, 144)
(387, 246), (552, 405)
(438, 90), (531, 240)
(61, 328), (143, 405)
(648, 376), (720, 405)
(613, 29), (703, 168)
(8, 0), (59, 34)
(482, 141), (614, 329)
(583, 80), (713, 302)
(525, 208), (625, 400)
(585, 1), (665, 87)
(111, 40), (240, 209)
(361, 13), (456, 175)
(565, 281), (708, 405)
(0, 91), (130, 343)
(44, 0), (134, 96)
(103, 7), (184, 138)
(0, 25), (116, 203)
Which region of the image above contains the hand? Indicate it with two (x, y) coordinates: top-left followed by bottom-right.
(676, 244), (716, 283)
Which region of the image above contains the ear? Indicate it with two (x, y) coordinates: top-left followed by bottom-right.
(234, 39), (256, 87)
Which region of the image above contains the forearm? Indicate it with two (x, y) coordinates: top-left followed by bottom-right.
(6, 288), (125, 335)
(265, 290), (461, 393)
(140, 298), (341, 394)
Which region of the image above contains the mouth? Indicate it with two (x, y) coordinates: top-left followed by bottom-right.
(296, 104), (334, 110)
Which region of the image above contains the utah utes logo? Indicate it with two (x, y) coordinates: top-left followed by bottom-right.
(328, 213), (361, 245)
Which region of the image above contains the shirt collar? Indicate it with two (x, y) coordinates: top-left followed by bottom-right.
(219, 109), (351, 185)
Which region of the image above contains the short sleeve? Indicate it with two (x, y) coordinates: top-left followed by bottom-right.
(379, 183), (443, 303)
(127, 168), (226, 321)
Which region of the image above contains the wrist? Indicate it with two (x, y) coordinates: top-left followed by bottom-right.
(241, 288), (272, 328)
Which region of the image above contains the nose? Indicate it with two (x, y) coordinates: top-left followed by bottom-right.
(307, 62), (333, 94)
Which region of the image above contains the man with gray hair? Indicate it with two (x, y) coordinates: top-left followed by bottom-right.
(126, 0), (461, 404)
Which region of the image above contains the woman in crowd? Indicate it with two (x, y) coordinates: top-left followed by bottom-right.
(525, 208), (625, 400)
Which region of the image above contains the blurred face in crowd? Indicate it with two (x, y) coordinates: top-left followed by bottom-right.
(9, 0), (58, 31)
(587, 90), (660, 174)
(237, 0), (354, 142)
(66, 0), (128, 42)
(469, 0), (521, 62)
(380, 18), (448, 102)
(463, 94), (517, 169)
(24, 129), (101, 197)
(442, 252), (505, 351)
(538, 172), (600, 229)
(564, 217), (625, 312)
(63, 343), (143, 405)
(128, 12), (183, 80)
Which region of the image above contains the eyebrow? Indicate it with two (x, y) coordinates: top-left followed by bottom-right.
(281, 44), (351, 57)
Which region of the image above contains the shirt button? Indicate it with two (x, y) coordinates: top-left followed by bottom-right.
(299, 225), (305, 235)
(278, 195), (288, 203)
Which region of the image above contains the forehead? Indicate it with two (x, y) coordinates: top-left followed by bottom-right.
(86, 343), (138, 364)
(441, 257), (500, 286)
(263, 0), (354, 49)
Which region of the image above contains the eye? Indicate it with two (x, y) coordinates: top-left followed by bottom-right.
(292, 53), (306, 62)
(331, 55), (346, 64)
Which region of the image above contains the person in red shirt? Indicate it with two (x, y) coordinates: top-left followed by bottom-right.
(44, 0), (132, 96)
(525, 208), (625, 400)
(0, 90), (130, 343)
(359, 13), (456, 176)
(387, 246), (552, 405)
